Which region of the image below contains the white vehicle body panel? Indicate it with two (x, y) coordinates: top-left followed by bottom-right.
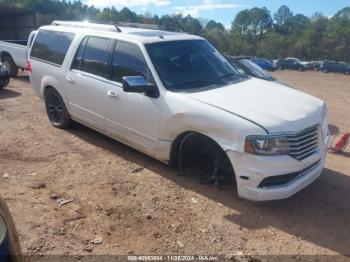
(0, 42), (27, 68)
(29, 23), (330, 201)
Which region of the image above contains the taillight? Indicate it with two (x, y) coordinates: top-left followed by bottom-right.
(27, 60), (32, 73)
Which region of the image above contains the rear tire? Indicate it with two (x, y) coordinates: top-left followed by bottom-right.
(44, 87), (71, 129)
(345, 70), (349, 75)
(1, 56), (18, 77)
(0, 79), (9, 90)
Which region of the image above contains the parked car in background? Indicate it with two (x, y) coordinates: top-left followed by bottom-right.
(30, 21), (329, 201)
(0, 31), (37, 77)
(320, 61), (350, 74)
(0, 63), (10, 90)
(277, 58), (307, 71)
(309, 61), (322, 71)
(226, 56), (276, 81)
(250, 57), (277, 71)
(286, 57), (313, 69)
(226, 56), (296, 89)
(0, 196), (22, 261)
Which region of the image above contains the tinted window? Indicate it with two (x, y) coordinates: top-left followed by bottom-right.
(71, 37), (88, 70)
(31, 30), (74, 65)
(80, 37), (110, 77)
(146, 40), (241, 90)
(111, 41), (148, 82)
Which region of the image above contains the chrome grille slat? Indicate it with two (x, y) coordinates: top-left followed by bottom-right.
(289, 134), (318, 145)
(290, 141), (318, 152)
(293, 150), (318, 160)
(287, 125), (319, 161)
(288, 129), (318, 140)
(291, 145), (318, 157)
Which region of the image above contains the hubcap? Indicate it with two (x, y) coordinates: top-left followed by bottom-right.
(2, 60), (11, 75)
(47, 94), (64, 124)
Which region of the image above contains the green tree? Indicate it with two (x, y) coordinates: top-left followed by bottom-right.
(274, 5), (293, 34)
(205, 20), (225, 31)
(232, 7), (272, 54)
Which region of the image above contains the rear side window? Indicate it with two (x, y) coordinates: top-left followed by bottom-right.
(111, 41), (148, 82)
(71, 37), (88, 70)
(31, 30), (74, 66)
(79, 37), (111, 78)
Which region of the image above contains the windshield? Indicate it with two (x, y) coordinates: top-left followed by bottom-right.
(146, 40), (242, 90)
(291, 58), (302, 63)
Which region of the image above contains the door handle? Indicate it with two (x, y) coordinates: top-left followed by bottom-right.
(107, 90), (118, 98)
(67, 76), (75, 83)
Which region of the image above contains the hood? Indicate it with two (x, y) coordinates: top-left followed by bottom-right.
(186, 78), (325, 133)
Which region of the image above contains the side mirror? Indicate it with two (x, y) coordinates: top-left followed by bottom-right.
(122, 76), (158, 98)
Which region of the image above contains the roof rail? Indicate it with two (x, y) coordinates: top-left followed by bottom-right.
(51, 21), (121, 32)
(116, 22), (163, 31)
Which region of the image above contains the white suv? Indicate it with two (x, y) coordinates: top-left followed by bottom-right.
(29, 21), (330, 201)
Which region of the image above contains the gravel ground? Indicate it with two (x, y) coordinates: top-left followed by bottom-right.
(0, 70), (349, 260)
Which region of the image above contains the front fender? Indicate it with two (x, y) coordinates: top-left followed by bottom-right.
(159, 92), (266, 153)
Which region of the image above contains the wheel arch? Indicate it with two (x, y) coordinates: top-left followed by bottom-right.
(0, 51), (12, 60)
(169, 131), (234, 172)
(40, 75), (62, 99)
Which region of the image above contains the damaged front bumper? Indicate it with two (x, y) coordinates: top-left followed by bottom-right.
(227, 149), (326, 201)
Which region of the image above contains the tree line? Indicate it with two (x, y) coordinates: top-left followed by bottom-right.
(1, 0), (350, 62)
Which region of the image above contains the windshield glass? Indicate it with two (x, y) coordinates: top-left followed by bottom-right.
(238, 59), (275, 80)
(146, 40), (242, 90)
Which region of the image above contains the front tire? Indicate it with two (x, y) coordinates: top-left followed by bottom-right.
(44, 87), (71, 129)
(1, 56), (18, 77)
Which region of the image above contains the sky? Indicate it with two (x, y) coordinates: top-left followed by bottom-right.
(84, 0), (350, 27)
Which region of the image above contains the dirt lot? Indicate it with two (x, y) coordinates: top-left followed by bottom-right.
(0, 70), (349, 259)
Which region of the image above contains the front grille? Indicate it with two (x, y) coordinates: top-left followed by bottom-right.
(288, 125), (320, 161)
(258, 160), (321, 188)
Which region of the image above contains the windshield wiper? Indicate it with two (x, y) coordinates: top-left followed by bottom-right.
(168, 79), (224, 90)
(215, 73), (238, 81)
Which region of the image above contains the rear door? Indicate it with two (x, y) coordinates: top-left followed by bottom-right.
(66, 36), (113, 131)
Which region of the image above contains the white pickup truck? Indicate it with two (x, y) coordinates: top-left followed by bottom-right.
(0, 31), (37, 77)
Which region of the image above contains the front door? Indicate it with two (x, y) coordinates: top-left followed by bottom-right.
(105, 41), (162, 155)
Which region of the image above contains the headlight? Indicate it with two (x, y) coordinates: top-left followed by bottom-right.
(245, 135), (290, 156)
